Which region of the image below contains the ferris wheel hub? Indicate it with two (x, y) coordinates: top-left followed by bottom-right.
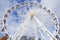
(29, 11), (34, 20)
(29, 11), (34, 16)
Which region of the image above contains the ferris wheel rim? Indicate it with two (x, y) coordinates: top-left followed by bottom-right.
(1, 2), (60, 39)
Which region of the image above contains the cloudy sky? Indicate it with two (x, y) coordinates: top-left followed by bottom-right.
(0, 0), (60, 40)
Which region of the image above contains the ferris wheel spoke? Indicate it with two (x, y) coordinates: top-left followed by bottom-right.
(33, 16), (57, 40)
(38, 30), (46, 40)
(32, 18), (46, 40)
(12, 16), (31, 40)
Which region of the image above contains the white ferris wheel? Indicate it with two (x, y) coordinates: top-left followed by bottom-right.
(0, 0), (60, 40)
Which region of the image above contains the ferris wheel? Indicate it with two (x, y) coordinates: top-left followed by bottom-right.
(0, 0), (60, 40)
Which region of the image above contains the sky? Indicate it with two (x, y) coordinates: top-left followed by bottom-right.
(0, 0), (60, 40)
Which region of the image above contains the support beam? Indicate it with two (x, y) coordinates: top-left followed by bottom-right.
(33, 16), (57, 40)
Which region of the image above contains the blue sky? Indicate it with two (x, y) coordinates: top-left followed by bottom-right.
(0, 0), (60, 40)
